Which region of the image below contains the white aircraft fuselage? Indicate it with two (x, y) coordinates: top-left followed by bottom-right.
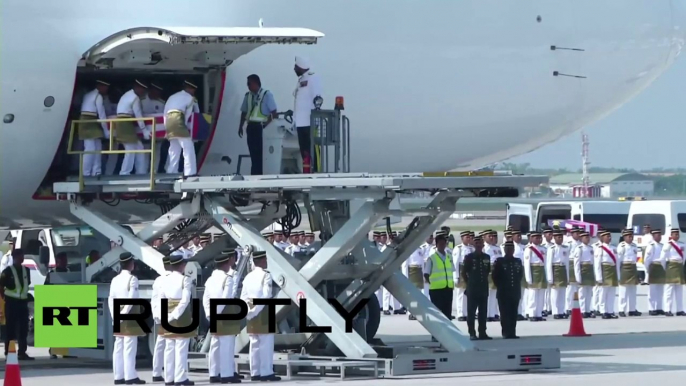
(1, 0), (685, 229)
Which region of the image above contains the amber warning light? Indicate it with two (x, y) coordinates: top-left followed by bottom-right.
(335, 96), (345, 110)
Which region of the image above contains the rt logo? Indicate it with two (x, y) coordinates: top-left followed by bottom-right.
(34, 285), (98, 348)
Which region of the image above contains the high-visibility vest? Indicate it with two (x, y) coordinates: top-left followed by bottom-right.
(4, 265), (28, 300)
(247, 89), (269, 123)
(429, 252), (454, 290)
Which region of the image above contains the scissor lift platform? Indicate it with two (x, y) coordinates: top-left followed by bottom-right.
(52, 171), (561, 376)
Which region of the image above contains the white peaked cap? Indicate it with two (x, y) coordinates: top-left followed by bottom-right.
(295, 56), (311, 69)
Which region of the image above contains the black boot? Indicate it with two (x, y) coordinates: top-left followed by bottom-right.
(125, 379), (146, 385)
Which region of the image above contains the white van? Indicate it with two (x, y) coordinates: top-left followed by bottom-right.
(507, 200), (631, 239)
(626, 200), (686, 234)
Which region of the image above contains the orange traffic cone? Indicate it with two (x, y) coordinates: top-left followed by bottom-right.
(563, 292), (591, 337)
(4, 340), (23, 386)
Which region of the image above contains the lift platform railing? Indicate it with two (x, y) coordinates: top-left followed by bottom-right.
(309, 97), (350, 174)
(67, 117), (158, 192)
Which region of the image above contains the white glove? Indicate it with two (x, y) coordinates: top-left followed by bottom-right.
(142, 127), (151, 140)
(102, 127), (110, 139)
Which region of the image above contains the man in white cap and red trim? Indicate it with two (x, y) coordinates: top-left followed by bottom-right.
(616, 228), (641, 317)
(572, 231), (596, 318)
(293, 56), (323, 173)
(644, 229), (666, 315)
(593, 230), (619, 319)
(659, 228), (686, 316)
(79, 79), (110, 176)
(164, 80), (200, 177)
(116, 79), (150, 176)
(142, 82), (167, 172)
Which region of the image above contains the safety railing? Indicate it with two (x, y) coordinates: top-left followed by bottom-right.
(67, 117), (157, 192)
(309, 99), (350, 174)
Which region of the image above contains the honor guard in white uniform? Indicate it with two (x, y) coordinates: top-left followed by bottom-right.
(617, 229), (642, 317)
(507, 230), (527, 320)
(382, 231), (403, 314)
(116, 80), (150, 176)
(203, 249), (242, 384)
(142, 83), (166, 171)
(541, 228), (553, 316)
(0, 238), (14, 273)
(272, 230), (289, 251)
(108, 252), (146, 384)
(572, 232), (596, 317)
(660, 229), (686, 316)
(150, 255), (172, 383)
(160, 253), (196, 386)
(481, 229), (502, 321)
(523, 232), (547, 321)
(293, 56), (323, 173)
(404, 234), (432, 320)
(241, 251), (281, 382)
(590, 236), (603, 315)
(565, 228), (582, 314)
(284, 232), (301, 256)
(79, 80), (110, 176)
(594, 230), (619, 319)
(644, 229), (666, 315)
(164, 81), (199, 177)
(545, 230), (570, 319)
(373, 231), (387, 306)
(453, 231), (475, 322)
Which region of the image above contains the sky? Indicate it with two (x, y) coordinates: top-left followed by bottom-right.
(509, 56), (686, 170)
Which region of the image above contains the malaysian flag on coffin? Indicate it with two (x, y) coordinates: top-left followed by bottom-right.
(547, 219), (599, 237)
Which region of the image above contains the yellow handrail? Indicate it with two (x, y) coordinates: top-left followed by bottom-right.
(68, 117), (157, 192)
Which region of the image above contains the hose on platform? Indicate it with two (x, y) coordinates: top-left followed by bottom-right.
(276, 199), (301, 237)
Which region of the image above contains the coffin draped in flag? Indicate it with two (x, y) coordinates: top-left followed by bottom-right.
(547, 219), (599, 237)
(106, 113), (212, 140)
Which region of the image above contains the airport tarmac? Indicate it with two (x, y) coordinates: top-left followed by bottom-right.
(3, 285), (686, 385)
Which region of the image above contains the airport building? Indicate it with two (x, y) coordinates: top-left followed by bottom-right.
(549, 173), (654, 198)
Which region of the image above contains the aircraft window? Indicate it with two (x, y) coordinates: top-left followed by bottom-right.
(44, 96), (55, 108)
(581, 214), (628, 233)
(632, 214), (665, 232)
(677, 214), (686, 232)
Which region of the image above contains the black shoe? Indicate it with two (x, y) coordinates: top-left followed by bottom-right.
(458, 316), (467, 322)
(677, 311), (686, 316)
(450, 315), (456, 320)
(658, 310), (666, 315)
(602, 313), (611, 319)
(51, 355), (58, 359)
(398, 307), (407, 315)
(152, 376), (165, 382)
(649, 310), (658, 316)
(517, 314), (526, 321)
(260, 375), (282, 382)
(174, 380), (194, 386)
(494, 315), (500, 321)
(619, 312), (626, 317)
(665, 312), (674, 317)
(383, 310), (391, 316)
(210, 377), (221, 384)
(221, 377), (241, 384)
(409, 314), (417, 320)
(165, 383), (174, 386)
(553, 314), (562, 320)
(469, 335), (478, 340)
(582, 312), (590, 318)
(251, 377), (262, 382)
(487, 317), (495, 322)
(479, 334), (492, 340)
(115, 381), (126, 385)
(610, 313), (618, 319)
(235, 373), (244, 380)
(17, 354), (34, 360)
(125, 379), (146, 385)
(504, 335), (520, 339)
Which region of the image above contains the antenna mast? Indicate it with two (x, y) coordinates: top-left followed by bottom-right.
(581, 132), (590, 197)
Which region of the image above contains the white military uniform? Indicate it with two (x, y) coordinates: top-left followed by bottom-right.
(644, 239), (665, 312)
(523, 243), (547, 318)
(161, 270), (194, 384)
(116, 89), (149, 175)
(565, 239), (582, 312)
(453, 243), (474, 318)
(108, 268), (140, 382)
(80, 89), (109, 176)
(591, 240), (603, 312)
(660, 239), (685, 314)
(240, 265), (276, 378)
(541, 238), (553, 313)
(545, 242), (570, 316)
(203, 267), (238, 379)
(164, 90), (199, 176)
(594, 242), (619, 315)
(150, 269), (171, 380)
(293, 56), (323, 129)
(273, 240), (289, 251)
(617, 240), (640, 314)
(142, 95), (166, 172)
(383, 241), (401, 312)
(284, 243), (301, 256)
(482, 242), (501, 318)
(572, 242), (595, 313)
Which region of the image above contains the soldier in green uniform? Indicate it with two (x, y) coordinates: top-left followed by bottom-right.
(493, 241), (524, 339)
(463, 236), (492, 340)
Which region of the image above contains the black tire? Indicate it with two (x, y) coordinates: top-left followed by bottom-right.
(365, 295), (381, 341)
